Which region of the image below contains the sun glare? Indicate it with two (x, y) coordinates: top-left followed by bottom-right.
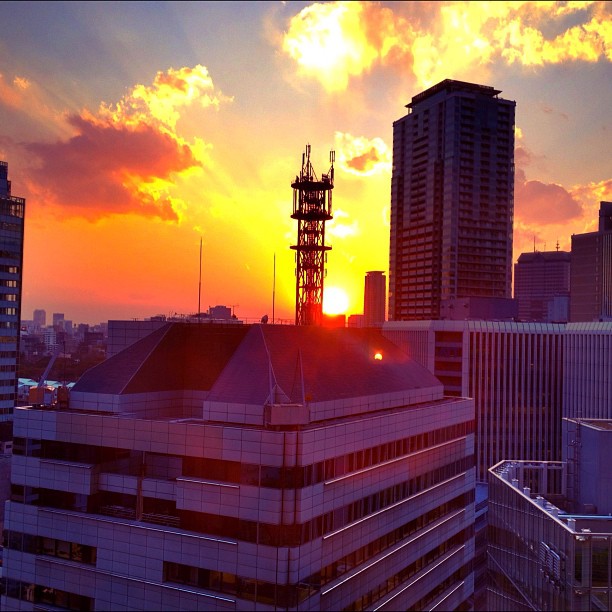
(323, 286), (349, 315)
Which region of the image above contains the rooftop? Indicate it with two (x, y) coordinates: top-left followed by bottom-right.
(74, 323), (442, 405)
(407, 79), (503, 109)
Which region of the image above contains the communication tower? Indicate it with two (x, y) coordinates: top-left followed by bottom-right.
(291, 145), (335, 326)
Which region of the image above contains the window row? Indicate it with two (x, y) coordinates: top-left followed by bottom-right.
(2, 580), (93, 611)
(13, 420), (473, 490)
(3, 530), (97, 565)
(12, 455), (474, 547)
(343, 533), (472, 611)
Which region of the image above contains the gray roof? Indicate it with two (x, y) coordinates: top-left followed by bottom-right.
(208, 325), (440, 404)
(73, 323), (440, 402)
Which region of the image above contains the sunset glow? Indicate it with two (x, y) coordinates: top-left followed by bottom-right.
(0, 2), (609, 324)
(323, 286), (350, 315)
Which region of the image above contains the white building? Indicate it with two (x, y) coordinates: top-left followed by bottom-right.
(564, 322), (612, 420)
(488, 418), (612, 611)
(2, 323), (476, 611)
(384, 320), (565, 481)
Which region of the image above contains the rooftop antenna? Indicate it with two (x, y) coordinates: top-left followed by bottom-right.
(290, 145), (335, 326)
(198, 237), (202, 322)
(556, 239), (560, 252)
(272, 253), (276, 325)
(533, 235), (536, 253)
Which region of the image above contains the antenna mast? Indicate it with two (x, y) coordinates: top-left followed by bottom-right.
(290, 145), (334, 326)
(198, 237), (202, 321)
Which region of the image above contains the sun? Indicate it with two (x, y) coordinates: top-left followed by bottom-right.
(323, 286), (349, 315)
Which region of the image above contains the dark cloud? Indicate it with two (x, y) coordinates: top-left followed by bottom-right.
(24, 114), (199, 221)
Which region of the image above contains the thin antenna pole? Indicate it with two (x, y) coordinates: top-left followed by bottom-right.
(272, 253), (276, 324)
(198, 237), (202, 321)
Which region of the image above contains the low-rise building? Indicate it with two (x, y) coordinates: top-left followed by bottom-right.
(488, 418), (612, 611)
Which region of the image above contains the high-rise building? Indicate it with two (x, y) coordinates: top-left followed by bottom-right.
(363, 270), (386, 327)
(389, 79), (516, 321)
(514, 250), (571, 322)
(33, 309), (46, 329)
(570, 201), (612, 322)
(0, 161), (25, 423)
(3, 323), (476, 611)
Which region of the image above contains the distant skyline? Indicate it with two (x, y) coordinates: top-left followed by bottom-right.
(0, 1), (610, 324)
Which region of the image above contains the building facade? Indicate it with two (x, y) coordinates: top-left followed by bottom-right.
(0, 161), (25, 424)
(570, 201), (612, 322)
(384, 320), (565, 482)
(563, 322), (612, 420)
(363, 271), (386, 327)
(2, 323), (476, 611)
(514, 250), (571, 322)
(32, 310), (46, 329)
(389, 79), (515, 321)
(488, 419), (612, 611)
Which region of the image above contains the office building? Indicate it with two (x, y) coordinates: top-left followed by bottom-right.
(514, 250), (571, 322)
(52, 313), (65, 331)
(563, 322), (612, 420)
(389, 79), (515, 321)
(488, 418), (612, 611)
(0, 161), (25, 424)
(33, 309), (46, 329)
(363, 271), (386, 327)
(384, 320), (564, 482)
(570, 201), (612, 322)
(2, 323), (476, 611)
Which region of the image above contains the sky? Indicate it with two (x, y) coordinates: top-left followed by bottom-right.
(0, 1), (610, 325)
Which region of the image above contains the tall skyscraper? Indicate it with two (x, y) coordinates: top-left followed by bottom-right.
(389, 79), (516, 321)
(363, 270), (386, 326)
(514, 250), (571, 322)
(0, 161), (25, 423)
(570, 201), (612, 322)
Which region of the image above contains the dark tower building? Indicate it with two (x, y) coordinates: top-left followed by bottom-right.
(291, 145), (334, 326)
(363, 271), (386, 327)
(514, 250), (571, 322)
(389, 79), (516, 321)
(0, 161), (25, 423)
(570, 201), (612, 322)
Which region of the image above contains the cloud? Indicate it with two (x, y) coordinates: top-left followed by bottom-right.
(515, 169), (583, 225)
(0, 74), (30, 108)
(282, 2), (412, 92)
(0, 73), (62, 129)
(335, 131), (391, 176)
(327, 208), (359, 239)
(99, 65), (231, 130)
(513, 177), (612, 256)
(281, 1), (611, 90)
(25, 114), (198, 221)
(18, 65), (228, 221)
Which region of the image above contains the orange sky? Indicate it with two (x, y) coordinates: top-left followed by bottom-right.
(0, 1), (610, 324)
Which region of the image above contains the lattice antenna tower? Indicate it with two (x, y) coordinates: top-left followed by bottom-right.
(291, 145), (335, 326)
